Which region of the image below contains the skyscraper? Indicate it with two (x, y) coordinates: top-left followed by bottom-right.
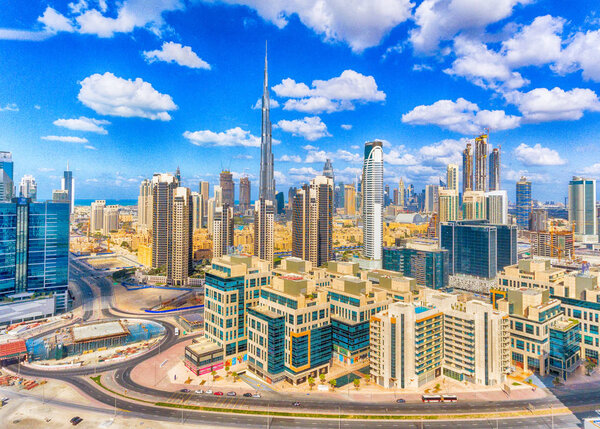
(175, 166), (181, 184)
(474, 133), (488, 192)
(275, 191), (285, 214)
(253, 198), (274, 262)
(19, 175), (37, 201)
(439, 188), (459, 222)
(323, 158), (334, 181)
(199, 181), (210, 214)
(138, 179), (153, 230)
(239, 176), (251, 212)
(291, 176), (333, 267)
(0, 151), (14, 202)
(516, 176), (532, 229)
(425, 184), (440, 213)
(344, 184), (356, 216)
(447, 164), (458, 192)
(462, 143), (473, 194)
(102, 205), (119, 235)
(489, 147), (500, 191)
(486, 190), (508, 225)
(191, 192), (204, 231)
(529, 208), (548, 232)
(398, 178), (405, 208)
(151, 173), (178, 269)
(362, 141), (384, 262)
(169, 187), (193, 286)
(52, 189), (69, 203)
(213, 204), (234, 258)
(259, 44), (275, 203)
(220, 170), (235, 207)
(568, 176), (598, 241)
(61, 163), (74, 214)
(90, 200), (105, 233)
(462, 191), (487, 220)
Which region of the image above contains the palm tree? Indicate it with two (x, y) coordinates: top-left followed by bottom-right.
(585, 358), (597, 376)
(353, 378), (360, 390)
(211, 370), (217, 382)
(552, 376), (561, 388)
(364, 374), (370, 385)
(308, 376), (315, 390)
(319, 373), (326, 384)
(329, 379), (337, 391)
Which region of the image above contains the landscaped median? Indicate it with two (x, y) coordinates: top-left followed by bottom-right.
(89, 375), (580, 422)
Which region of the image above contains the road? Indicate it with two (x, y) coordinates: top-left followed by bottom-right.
(7, 257), (597, 428)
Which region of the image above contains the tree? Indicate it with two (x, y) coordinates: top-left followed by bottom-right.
(552, 376), (561, 387)
(329, 379), (337, 391)
(319, 373), (326, 384)
(364, 375), (370, 385)
(353, 378), (360, 390)
(585, 358), (597, 376)
(225, 364), (230, 373)
(232, 371), (238, 382)
(211, 370), (217, 381)
(308, 376), (315, 390)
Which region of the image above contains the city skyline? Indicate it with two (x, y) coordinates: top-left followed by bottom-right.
(1, 1), (600, 201)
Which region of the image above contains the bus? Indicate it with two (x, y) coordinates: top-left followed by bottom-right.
(442, 395), (457, 402)
(422, 395), (442, 402)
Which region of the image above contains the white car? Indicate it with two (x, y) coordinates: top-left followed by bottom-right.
(204, 389), (213, 394)
(252, 393), (261, 398)
(195, 390), (204, 394)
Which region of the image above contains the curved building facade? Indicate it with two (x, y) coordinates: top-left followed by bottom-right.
(362, 141), (383, 261)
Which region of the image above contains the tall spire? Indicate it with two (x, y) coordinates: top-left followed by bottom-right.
(259, 41), (275, 202)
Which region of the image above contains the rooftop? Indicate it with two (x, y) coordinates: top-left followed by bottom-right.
(71, 320), (129, 343)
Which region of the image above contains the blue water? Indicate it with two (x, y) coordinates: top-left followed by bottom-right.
(415, 306), (429, 314)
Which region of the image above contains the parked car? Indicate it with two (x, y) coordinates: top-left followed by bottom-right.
(396, 398), (405, 404)
(243, 393), (252, 397)
(70, 417), (83, 426)
(227, 392), (236, 397)
(214, 391), (224, 396)
(195, 390), (204, 394)
(180, 388), (190, 393)
(252, 393), (262, 398)
(292, 402), (301, 407)
(205, 389), (213, 394)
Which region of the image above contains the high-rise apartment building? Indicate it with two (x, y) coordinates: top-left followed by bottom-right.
(344, 184), (356, 216)
(447, 164), (458, 192)
(239, 177), (251, 212)
(486, 190), (508, 225)
(462, 190), (487, 220)
(516, 176), (532, 230)
(0, 152), (14, 202)
(529, 208), (548, 232)
(220, 170), (235, 207)
(213, 203), (234, 258)
(102, 205), (119, 235)
(151, 173), (178, 270)
(90, 200), (105, 233)
(52, 189), (69, 203)
(489, 147), (500, 191)
(398, 178), (405, 208)
(19, 175), (37, 201)
(275, 191), (285, 214)
(291, 176), (333, 267)
(462, 143), (473, 194)
(474, 133), (488, 192)
(207, 198), (216, 235)
(0, 198), (70, 312)
(568, 176), (598, 242)
(362, 141), (384, 262)
(382, 241), (449, 290)
(259, 46), (275, 203)
(439, 188), (459, 222)
(199, 180), (210, 212)
(425, 184), (440, 213)
(61, 163), (74, 214)
(138, 179), (153, 230)
(253, 198), (274, 262)
(191, 192), (204, 231)
(169, 187), (193, 286)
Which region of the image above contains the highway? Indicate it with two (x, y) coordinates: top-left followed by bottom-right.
(7, 256), (597, 428)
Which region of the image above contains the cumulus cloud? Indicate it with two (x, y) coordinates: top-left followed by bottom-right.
(252, 98), (280, 110)
(277, 154), (302, 162)
(419, 138), (467, 165)
(217, 0), (413, 52)
(38, 7), (75, 33)
(78, 72), (177, 120)
(0, 103), (19, 112)
(276, 116), (331, 141)
(183, 127), (260, 147)
(340, 124), (352, 130)
(513, 143), (566, 166)
(505, 87), (600, 122)
(143, 42), (211, 69)
(552, 29), (600, 82)
(53, 116), (110, 134)
(410, 0), (531, 53)
(273, 70), (385, 114)
(581, 163), (600, 178)
(401, 98), (521, 134)
(41, 135), (89, 143)
(387, 148), (419, 166)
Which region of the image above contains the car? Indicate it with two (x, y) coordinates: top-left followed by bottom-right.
(180, 388), (190, 393)
(396, 398), (406, 404)
(70, 417), (83, 425)
(1, 397), (9, 403)
(252, 393), (262, 398)
(195, 390), (204, 394)
(227, 391), (236, 397)
(292, 402), (301, 407)
(214, 391), (224, 396)
(205, 389), (213, 394)
(243, 393), (252, 397)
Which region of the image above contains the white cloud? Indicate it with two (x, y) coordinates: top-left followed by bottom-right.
(0, 103), (19, 112)
(183, 127), (260, 147)
(38, 167), (55, 172)
(340, 124), (352, 130)
(234, 154), (253, 160)
(252, 98), (280, 110)
(276, 116), (331, 141)
(552, 29), (600, 82)
(413, 64), (433, 72)
(302, 144), (317, 151)
(505, 87), (600, 122)
(38, 7), (74, 33)
(69, 0), (89, 15)
(401, 98), (521, 134)
(0, 29), (51, 41)
(41, 135), (89, 143)
(78, 72), (177, 120)
(277, 154), (302, 162)
(410, 0), (531, 53)
(304, 150), (328, 163)
(387, 148), (419, 166)
(34, 105), (41, 110)
(504, 168), (554, 183)
(273, 70), (385, 114)
(288, 166), (320, 183)
(419, 138), (467, 165)
(53, 116), (110, 134)
(217, 0), (413, 52)
(85, 145), (98, 150)
(274, 170), (289, 185)
(581, 163), (600, 178)
(143, 42), (211, 70)
(513, 143), (566, 166)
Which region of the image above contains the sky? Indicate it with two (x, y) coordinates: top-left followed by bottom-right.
(1, 0), (600, 203)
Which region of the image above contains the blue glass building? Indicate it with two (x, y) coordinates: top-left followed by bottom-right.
(549, 319), (581, 381)
(382, 246), (449, 289)
(0, 151), (14, 202)
(516, 177), (532, 230)
(0, 198), (70, 312)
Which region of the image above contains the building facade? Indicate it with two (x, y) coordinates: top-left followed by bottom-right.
(382, 242), (449, 290)
(0, 152), (14, 202)
(516, 176), (532, 230)
(213, 204), (234, 258)
(239, 177), (251, 212)
(362, 141), (384, 262)
(253, 198), (274, 262)
(18, 175), (37, 201)
(568, 176), (597, 242)
(220, 170), (235, 207)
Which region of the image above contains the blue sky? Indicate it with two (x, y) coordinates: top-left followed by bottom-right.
(1, 0), (600, 202)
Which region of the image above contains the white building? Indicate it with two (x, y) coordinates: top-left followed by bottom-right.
(138, 179), (153, 231)
(90, 200), (106, 233)
(486, 190), (508, 225)
(362, 141), (383, 263)
(568, 176), (597, 242)
(102, 205), (119, 235)
(19, 175), (37, 200)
